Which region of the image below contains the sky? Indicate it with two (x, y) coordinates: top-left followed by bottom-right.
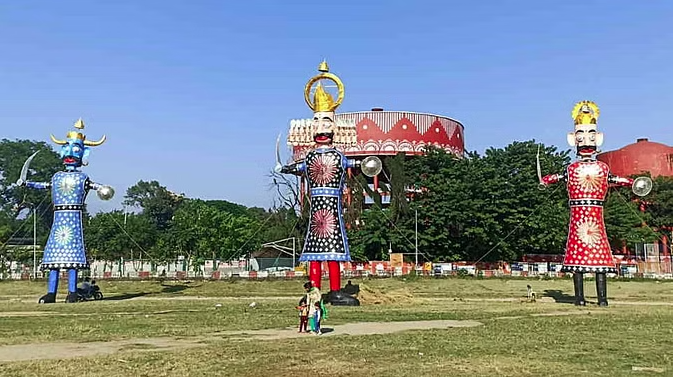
(1, 1), (672, 213)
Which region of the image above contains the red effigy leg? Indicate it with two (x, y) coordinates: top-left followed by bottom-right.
(328, 261), (341, 292)
(309, 261), (321, 289)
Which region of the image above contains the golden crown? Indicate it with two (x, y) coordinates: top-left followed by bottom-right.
(304, 60), (345, 113)
(50, 118), (107, 147)
(572, 101), (600, 125)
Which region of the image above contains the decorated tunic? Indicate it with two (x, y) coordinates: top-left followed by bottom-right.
(295, 147), (355, 262)
(542, 160), (632, 273)
(28, 171), (93, 270)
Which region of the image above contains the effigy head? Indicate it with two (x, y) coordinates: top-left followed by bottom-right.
(49, 119), (106, 168)
(568, 101), (603, 157)
(304, 61), (344, 146)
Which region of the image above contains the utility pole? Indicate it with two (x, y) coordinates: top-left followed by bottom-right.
(415, 208), (418, 267)
(292, 237), (296, 268)
(32, 204), (37, 279)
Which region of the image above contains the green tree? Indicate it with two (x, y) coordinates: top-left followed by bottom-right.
(396, 142), (571, 262)
(479, 141), (570, 260)
(85, 211), (158, 261)
(382, 153), (411, 222)
(644, 176), (673, 239)
(167, 199), (262, 262)
(123, 180), (184, 230)
(0, 139), (62, 235)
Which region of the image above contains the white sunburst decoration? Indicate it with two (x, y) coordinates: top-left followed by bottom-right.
(58, 176), (78, 195)
(576, 164), (603, 192)
(577, 219), (602, 246)
(54, 225), (74, 245)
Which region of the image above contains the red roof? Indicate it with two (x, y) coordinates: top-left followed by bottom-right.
(598, 138), (673, 178)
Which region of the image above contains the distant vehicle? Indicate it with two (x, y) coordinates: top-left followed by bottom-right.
(77, 284), (103, 301)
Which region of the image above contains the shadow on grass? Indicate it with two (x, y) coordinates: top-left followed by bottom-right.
(101, 283), (195, 301)
(160, 283), (194, 294)
(102, 292), (151, 301)
(543, 289), (576, 304)
(320, 327), (334, 334)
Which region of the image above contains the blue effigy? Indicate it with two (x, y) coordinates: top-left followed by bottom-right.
(19, 119), (114, 303)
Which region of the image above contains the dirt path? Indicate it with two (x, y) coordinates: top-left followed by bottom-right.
(0, 303), (629, 363)
(0, 319), (481, 362)
(215, 319), (482, 341)
(0, 309), (608, 363)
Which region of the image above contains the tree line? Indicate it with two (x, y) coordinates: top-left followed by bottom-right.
(1, 138), (671, 268)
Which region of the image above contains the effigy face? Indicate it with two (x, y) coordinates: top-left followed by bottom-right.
(568, 124), (604, 157)
(59, 138), (89, 168)
(313, 111), (336, 145)
(568, 101), (603, 158)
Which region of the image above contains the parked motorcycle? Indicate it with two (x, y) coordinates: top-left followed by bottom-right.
(77, 284), (103, 301)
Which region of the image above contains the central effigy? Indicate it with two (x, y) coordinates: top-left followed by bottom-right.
(277, 61), (362, 306)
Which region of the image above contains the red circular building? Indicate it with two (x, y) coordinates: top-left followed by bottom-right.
(597, 138), (673, 178)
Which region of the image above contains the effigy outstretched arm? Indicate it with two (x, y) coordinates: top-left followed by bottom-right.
(86, 180), (115, 201)
(24, 181), (51, 190)
(86, 180), (103, 191)
(279, 162), (306, 175)
(540, 172), (566, 187)
(607, 173), (633, 187)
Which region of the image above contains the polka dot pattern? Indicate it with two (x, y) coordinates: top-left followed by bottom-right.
(560, 160), (616, 273)
(42, 171), (90, 270)
(299, 148), (350, 262)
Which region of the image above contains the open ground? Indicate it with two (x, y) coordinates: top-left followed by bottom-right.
(0, 277), (672, 376)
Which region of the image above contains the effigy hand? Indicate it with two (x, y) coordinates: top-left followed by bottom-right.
(96, 185), (115, 200)
(632, 176), (653, 197)
(274, 163), (284, 174)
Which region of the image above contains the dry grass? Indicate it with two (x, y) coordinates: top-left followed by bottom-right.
(0, 277), (672, 376)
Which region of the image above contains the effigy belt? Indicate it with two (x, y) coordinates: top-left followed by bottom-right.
(54, 204), (85, 210)
(568, 199), (604, 207)
(310, 187), (341, 197)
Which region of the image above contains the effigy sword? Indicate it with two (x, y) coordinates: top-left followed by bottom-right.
(16, 151), (40, 186)
(274, 133), (283, 173)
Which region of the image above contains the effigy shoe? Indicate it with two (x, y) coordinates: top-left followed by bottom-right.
(66, 292), (79, 303)
(38, 293), (56, 304)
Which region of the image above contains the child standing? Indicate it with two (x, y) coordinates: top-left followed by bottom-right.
(313, 302), (322, 335)
(296, 296), (309, 333)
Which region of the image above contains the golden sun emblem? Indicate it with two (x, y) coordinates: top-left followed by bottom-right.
(577, 219), (602, 246)
(576, 164), (603, 191)
(58, 176), (78, 195)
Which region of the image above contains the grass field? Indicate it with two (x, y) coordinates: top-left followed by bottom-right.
(0, 276), (672, 376)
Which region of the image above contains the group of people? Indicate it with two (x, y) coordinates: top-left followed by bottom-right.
(296, 281), (327, 335)
(77, 277), (97, 298)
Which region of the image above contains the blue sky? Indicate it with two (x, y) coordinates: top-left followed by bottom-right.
(1, 1), (672, 213)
